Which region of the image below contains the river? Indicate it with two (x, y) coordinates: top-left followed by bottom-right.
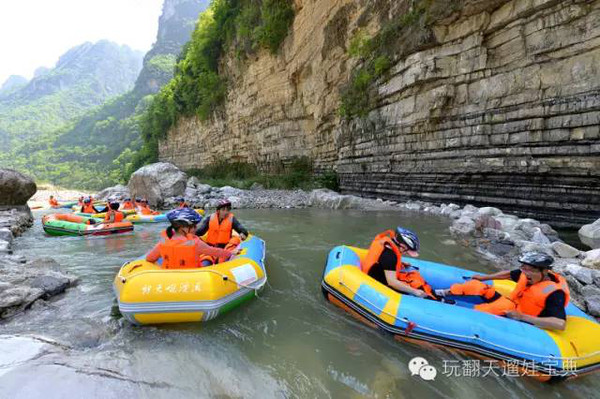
(2, 208), (599, 398)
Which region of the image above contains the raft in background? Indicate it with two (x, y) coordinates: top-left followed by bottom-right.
(52, 201), (78, 209)
(321, 245), (600, 382)
(42, 213), (134, 237)
(114, 234), (266, 325)
(74, 209), (137, 219)
(125, 209), (205, 224)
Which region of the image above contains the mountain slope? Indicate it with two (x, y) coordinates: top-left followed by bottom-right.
(49, 0), (210, 189)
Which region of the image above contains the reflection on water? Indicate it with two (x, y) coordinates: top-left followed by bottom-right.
(5, 208), (599, 397)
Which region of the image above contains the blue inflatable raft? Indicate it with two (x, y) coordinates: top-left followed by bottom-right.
(321, 246), (600, 382)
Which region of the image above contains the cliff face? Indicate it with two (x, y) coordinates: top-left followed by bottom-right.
(159, 0), (600, 226)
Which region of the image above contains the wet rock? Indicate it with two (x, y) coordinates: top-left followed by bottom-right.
(0, 227), (13, 244)
(0, 169), (37, 206)
(196, 183), (212, 194)
(565, 275), (584, 296)
(531, 227), (551, 245)
(440, 203), (460, 216)
(0, 257), (77, 319)
(220, 186), (244, 198)
(186, 176), (200, 188)
(462, 204), (479, 213)
(128, 162), (187, 207)
(565, 264), (594, 285)
(450, 216), (476, 236)
(579, 218), (600, 247)
(518, 241), (553, 255)
(486, 241), (515, 257)
(585, 296), (600, 317)
(581, 285), (600, 298)
(29, 275), (71, 298)
(582, 249), (600, 269)
(449, 210), (463, 219)
(478, 207), (502, 217)
(495, 214), (519, 231)
(95, 184), (130, 201)
(551, 242), (581, 259)
(0, 208), (34, 236)
(0, 240), (10, 254)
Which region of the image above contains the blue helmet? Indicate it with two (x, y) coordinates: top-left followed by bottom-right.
(166, 208), (202, 226)
(176, 196), (185, 202)
(395, 227), (420, 252)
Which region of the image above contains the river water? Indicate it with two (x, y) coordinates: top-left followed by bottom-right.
(3, 208), (599, 398)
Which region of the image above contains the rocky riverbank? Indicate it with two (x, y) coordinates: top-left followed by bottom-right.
(0, 169), (78, 321)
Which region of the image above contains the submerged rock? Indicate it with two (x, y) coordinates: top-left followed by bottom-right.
(0, 257), (77, 319)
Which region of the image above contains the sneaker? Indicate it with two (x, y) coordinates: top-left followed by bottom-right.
(434, 288), (449, 297)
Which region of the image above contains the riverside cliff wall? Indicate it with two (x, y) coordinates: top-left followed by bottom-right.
(159, 0), (600, 226)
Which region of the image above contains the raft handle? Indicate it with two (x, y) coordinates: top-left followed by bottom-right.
(335, 252), (341, 259)
(223, 276), (229, 281)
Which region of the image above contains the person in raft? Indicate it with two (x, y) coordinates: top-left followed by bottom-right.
(195, 199), (248, 266)
(101, 200), (124, 224)
(361, 227), (443, 301)
(48, 195), (59, 207)
(146, 208), (239, 269)
(81, 197), (98, 214)
(77, 196), (84, 207)
(435, 252), (569, 330)
(139, 198), (159, 215)
(176, 196), (189, 209)
(121, 197), (135, 210)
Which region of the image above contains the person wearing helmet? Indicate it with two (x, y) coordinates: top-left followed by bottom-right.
(77, 196), (85, 207)
(121, 197), (135, 210)
(139, 198), (159, 215)
(196, 199), (248, 246)
(176, 197), (189, 209)
(361, 227), (438, 300)
(81, 197), (98, 214)
(103, 200), (124, 223)
(195, 199), (248, 265)
(435, 252), (570, 330)
(145, 208), (239, 269)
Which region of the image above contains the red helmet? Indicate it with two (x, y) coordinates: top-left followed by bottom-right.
(216, 199), (232, 210)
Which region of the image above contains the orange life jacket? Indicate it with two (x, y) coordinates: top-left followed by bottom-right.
(158, 234), (199, 269)
(206, 213), (234, 246)
(49, 198), (59, 206)
(140, 204), (156, 215)
(474, 272), (570, 316)
(122, 201), (135, 210)
(104, 210), (124, 223)
(82, 203), (95, 213)
(361, 230), (435, 299)
(511, 272), (570, 317)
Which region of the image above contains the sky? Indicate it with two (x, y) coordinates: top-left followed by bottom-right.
(0, 0), (165, 85)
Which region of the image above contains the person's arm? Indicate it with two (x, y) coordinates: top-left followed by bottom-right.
(231, 217), (248, 239)
(146, 242), (162, 263)
(505, 312), (566, 330)
(195, 239), (233, 259)
(195, 216), (210, 236)
(506, 291), (567, 330)
(471, 270), (513, 281)
(384, 270), (428, 298)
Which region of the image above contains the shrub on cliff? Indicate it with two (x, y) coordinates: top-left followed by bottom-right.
(340, 1), (462, 118)
(134, 0), (295, 171)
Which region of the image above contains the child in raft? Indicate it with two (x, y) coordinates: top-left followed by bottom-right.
(146, 208), (240, 269)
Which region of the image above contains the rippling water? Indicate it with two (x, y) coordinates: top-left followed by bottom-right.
(4, 208), (599, 398)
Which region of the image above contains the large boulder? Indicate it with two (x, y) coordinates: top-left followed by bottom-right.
(127, 163), (187, 207)
(579, 218), (600, 249)
(582, 249), (600, 269)
(0, 169), (36, 205)
(95, 184), (130, 201)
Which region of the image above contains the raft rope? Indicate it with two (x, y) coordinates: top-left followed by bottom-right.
(335, 247), (600, 362)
